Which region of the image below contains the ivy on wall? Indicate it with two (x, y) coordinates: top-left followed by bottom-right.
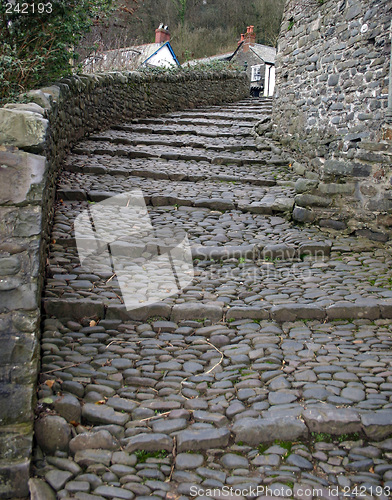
(0, 0), (114, 103)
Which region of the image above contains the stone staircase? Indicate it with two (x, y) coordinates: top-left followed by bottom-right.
(32, 98), (392, 500)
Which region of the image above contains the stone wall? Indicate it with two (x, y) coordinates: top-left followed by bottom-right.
(271, 0), (392, 239)
(0, 69), (248, 498)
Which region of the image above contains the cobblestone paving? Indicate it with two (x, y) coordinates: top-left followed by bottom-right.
(32, 99), (392, 500)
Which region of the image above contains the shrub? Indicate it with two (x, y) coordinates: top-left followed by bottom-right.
(0, 0), (114, 103)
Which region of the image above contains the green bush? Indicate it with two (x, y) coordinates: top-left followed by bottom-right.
(0, 0), (114, 103)
(139, 58), (242, 77)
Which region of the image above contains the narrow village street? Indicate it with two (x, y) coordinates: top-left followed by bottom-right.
(32, 98), (392, 500)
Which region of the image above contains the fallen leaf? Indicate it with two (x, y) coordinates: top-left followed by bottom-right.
(45, 380), (56, 388)
(41, 397), (54, 404)
(89, 320), (97, 327)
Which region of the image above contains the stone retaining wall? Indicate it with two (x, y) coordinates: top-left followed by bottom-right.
(0, 69), (248, 498)
(271, 0), (392, 239)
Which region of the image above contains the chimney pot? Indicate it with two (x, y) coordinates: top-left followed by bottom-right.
(155, 25), (170, 44)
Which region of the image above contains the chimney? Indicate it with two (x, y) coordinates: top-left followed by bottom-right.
(243, 25), (255, 52)
(155, 25), (170, 44)
(238, 33), (245, 46)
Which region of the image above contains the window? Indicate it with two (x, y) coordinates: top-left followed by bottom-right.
(251, 65), (262, 82)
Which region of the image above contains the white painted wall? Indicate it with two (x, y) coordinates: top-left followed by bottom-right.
(264, 64), (275, 96)
(146, 45), (177, 68)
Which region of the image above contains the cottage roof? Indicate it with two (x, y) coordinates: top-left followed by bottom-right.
(185, 52), (233, 66)
(229, 42), (276, 65)
(249, 44), (276, 65)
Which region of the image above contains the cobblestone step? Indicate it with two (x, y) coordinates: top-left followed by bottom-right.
(112, 123), (254, 138)
(72, 142), (273, 165)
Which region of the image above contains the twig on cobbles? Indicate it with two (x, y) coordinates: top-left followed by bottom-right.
(105, 273), (116, 284)
(42, 362), (83, 374)
(138, 410), (171, 422)
(203, 340), (224, 374)
(138, 409), (195, 424)
(180, 339), (224, 398)
(105, 339), (141, 348)
(167, 436), (177, 482)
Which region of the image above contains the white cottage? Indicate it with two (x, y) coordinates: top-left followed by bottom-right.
(185, 25), (276, 97)
(230, 26), (276, 97)
(83, 26), (180, 73)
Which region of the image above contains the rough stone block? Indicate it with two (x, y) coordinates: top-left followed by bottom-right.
(74, 450), (112, 468)
(29, 478), (56, 500)
(271, 197), (295, 212)
(124, 433), (173, 453)
(292, 206), (315, 223)
(12, 310), (40, 334)
(0, 148), (47, 206)
(361, 411), (392, 440)
(57, 189), (87, 201)
(13, 206), (43, 237)
(324, 160), (371, 178)
(319, 219), (347, 230)
(25, 90), (52, 109)
(232, 416), (308, 445)
(0, 331), (37, 366)
(105, 302), (171, 321)
(326, 301), (380, 320)
(88, 190), (116, 202)
(244, 198), (274, 215)
(0, 108), (48, 148)
(302, 407), (362, 435)
(43, 299), (105, 320)
(345, 3), (362, 20)
(270, 304), (326, 322)
(0, 255), (21, 276)
(327, 74), (339, 86)
(262, 243), (296, 260)
(4, 102), (46, 115)
(177, 427), (230, 452)
(295, 194), (332, 208)
(171, 302), (223, 323)
(0, 424), (33, 463)
(318, 182), (355, 195)
(193, 198), (235, 211)
(0, 284), (39, 312)
(93, 485), (134, 500)
(380, 301), (392, 319)
(298, 241), (331, 258)
(295, 178), (319, 193)
(355, 228), (389, 242)
(0, 459), (31, 498)
(0, 382), (36, 424)
(226, 306), (269, 321)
